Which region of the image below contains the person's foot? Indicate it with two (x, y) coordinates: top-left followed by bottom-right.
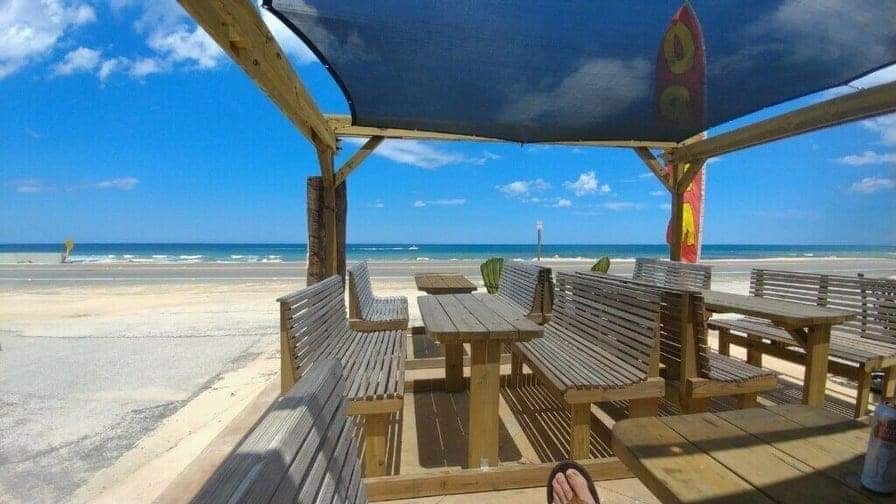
(551, 467), (598, 504)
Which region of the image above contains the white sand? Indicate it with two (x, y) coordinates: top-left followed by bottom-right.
(1, 257), (894, 503)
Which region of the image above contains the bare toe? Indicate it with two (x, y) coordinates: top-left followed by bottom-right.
(565, 468), (597, 504)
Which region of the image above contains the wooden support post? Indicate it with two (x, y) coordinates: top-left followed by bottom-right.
(668, 171), (684, 262)
(444, 343), (464, 393)
(306, 175), (346, 285)
(279, 301), (296, 394)
(569, 403), (592, 460)
(510, 351), (523, 386)
(884, 367), (896, 399)
(855, 372), (872, 418)
(336, 180), (347, 280)
(364, 413), (389, 477)
(317, 147), (338, 278)
(802, 325), (831, 408)
(678, 293), (698, 387)
(746, 335), (763, 368)
(736, 393), (758, 409)
(468, 340), (501, 468)
(717, 327), (731, 356)
(306, 176), (326, 285)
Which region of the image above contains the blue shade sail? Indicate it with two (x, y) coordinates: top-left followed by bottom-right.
(264, 0), (896, 144)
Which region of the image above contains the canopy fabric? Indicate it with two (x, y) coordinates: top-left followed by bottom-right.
(264, 0), (896, 144)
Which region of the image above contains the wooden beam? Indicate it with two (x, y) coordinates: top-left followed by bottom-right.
(317, 147), (338, 277)
(335, 136), (384, 185)
(364, 458), (631, 502)
(326, 114), (678, 148)
(667, 81), (896, 164)
(178, 0), (337, 151)
(633, 147), (672, 192)
(675, 158), (707, 195)
(668, 162), (684, 262)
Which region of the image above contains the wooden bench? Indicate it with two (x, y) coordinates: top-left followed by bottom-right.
(710, 269), (896, 417)
(478, 261), (553, 324)
(582, 272), (777, 412)
(509, 272), (666, 459)
(633, 257), (712, 290)
(278, 275), (405, 476)
(347, 261), (409, 332)
(191, 359), (369, 503)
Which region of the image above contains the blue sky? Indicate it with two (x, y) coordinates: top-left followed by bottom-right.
(1, 1), (894, 245)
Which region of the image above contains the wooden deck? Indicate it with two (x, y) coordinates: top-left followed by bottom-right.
(162, 329), (885, 503)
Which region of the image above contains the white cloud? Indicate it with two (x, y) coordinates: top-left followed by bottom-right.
(13, 180), (52, 193)
(95, 177), (139, 190)
(146, 24), (222, 69)
(554, 198), (572, 208)
(413, 198), (466, 208)
(602, 201), (642, 211)
(849, 177), (895, 194)
(52, 46), (101, 76)
(128, 57), (164, 78)
(564, 171), (601, 196)
(9, 176), (139, 193)
(835, 151), (896, 166)
(861, 114), (896, 146)
(659, 203), (672, 210)
(649, 190), (665, 197)
(496, 178), (550, 197)
(706, 156), (722, 165)
(0, 0), (96, 78)
(368, 199), (384, 208)
(343, 138), (495, 169)
(48, 0), (229, 82)
(98, 57), (129, 81)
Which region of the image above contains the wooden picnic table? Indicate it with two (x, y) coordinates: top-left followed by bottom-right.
(701, 289), (855, 408)
(418, 293), (543, 468)
(612, 405), (885, 503)
(414, 273), (478, 294)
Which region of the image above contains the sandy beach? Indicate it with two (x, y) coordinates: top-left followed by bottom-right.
(1, 257), (895, 503)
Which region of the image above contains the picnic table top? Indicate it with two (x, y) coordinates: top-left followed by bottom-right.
(612, 405), (886, 504)
(701, 289), (855, 329)
(414, 272), (478, 294)
(417, 293), (542, 343)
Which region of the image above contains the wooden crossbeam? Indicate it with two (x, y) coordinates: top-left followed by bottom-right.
(326, 115), (678, 148)
(178, 0), (337, 151)
(364, 458), (631, 501)
(667, 81), (896, 164)
(675, 158), (707, 194)
(335, 136), (384, 185)
(633, 147), (672, 192)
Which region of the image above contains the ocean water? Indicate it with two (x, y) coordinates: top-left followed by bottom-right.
(0, 243), (894, 264)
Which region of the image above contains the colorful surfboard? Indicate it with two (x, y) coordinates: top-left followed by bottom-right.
(658, 2), (706, 263)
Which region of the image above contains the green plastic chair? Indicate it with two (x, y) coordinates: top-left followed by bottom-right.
(480, 257), (504, 294)
(591, 256), (610, 273)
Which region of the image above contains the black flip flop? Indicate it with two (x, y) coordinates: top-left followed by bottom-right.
(546, 460), (600, 503)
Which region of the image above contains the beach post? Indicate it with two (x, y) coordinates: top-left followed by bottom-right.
(307, 176), (347, 285)
(536, 221), (543, 261)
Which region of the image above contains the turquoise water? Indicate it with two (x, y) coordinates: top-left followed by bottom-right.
(1, 243), (893, 263)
